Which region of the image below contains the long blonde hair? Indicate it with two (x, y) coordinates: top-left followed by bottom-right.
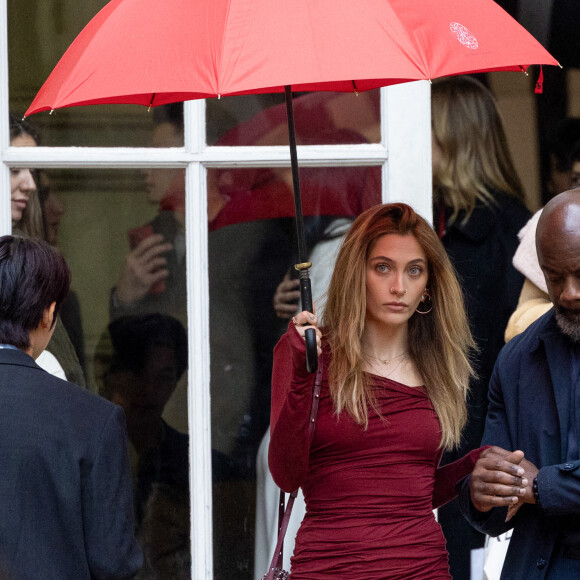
(431, 76), (525, 223)
(324, 203), (475, 450)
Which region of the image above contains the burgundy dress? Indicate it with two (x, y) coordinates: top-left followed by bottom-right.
(269, 325), (485, 580)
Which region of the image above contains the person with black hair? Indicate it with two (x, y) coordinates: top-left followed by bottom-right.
(101, 314), (190, 579)
(0, 235), (142, 579)
(542, 117), (580, 201)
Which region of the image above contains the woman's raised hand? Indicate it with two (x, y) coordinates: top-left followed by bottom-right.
(292, 311), (322, 356)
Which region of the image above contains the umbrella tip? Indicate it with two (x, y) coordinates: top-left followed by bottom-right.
(218, 93), (221, 99)
(49, 109), (54, 115)
(558, 62), (563, 69)
(21, 115), (26, 121)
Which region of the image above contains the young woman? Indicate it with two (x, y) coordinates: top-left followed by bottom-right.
(269, 203), (485, 579)
(8, 114), (86, 387)
(9, 115), (44, 238)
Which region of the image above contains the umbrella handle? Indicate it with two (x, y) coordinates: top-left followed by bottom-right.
(296, 264), (318, 373)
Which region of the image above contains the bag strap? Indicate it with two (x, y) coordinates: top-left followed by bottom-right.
(265, 360), (323, 580)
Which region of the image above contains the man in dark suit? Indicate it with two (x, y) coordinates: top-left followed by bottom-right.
(459, 189), (580, 579)
(0, 235), (142, 579)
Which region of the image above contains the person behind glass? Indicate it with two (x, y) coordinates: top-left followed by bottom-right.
(0, 235), (142, 579)
(35, 169), (88, 375)
(542, 117), (580, 202)
(100, 314), (191, 580)
(110, 104), (187, 324)
(269, 203), (488, 579)
(431, 75), (532, 577)
(9, 115), (43, 238)
(9, 115), (86, 388)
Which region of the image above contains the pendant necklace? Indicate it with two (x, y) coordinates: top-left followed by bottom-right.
(365, 351), (408, 366)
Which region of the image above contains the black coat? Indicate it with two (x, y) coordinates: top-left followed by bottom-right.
(0, 348), (142, 579)
(460, 310), (580, 579)
(437, 192), (531, 578)
(442, 192), (531, 460)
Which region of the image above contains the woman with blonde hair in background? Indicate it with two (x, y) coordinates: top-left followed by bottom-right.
(269, 203), (491, 579)
(431, 76), (531, 578)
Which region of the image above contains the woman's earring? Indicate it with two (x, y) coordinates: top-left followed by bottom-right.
(416, 288), (433, 315)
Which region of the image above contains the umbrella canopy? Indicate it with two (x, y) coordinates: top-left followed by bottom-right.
(26, 0), (557, 115)
(25, 0), (558, 372)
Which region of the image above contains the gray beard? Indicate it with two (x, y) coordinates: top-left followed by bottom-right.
(555, 310), (580, 343)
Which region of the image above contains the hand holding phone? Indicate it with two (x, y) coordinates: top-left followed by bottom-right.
(116, 226), (173, 304)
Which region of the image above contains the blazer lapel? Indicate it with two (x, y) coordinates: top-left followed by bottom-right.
(543, 327), (574, 460)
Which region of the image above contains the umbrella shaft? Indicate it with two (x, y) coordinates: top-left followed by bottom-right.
(285, 85), (308, 264)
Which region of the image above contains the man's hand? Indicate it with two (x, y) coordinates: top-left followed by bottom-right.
(504, 457), (539, 522)
(470, 446), (528, 513)
(115, 234), (172, 305)
(273, 271), (301, 319)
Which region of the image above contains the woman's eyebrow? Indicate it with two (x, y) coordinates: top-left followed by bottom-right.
(369, 255), (426, 264)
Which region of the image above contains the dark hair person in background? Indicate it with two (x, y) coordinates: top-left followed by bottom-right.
(542, 117), (580, 201)
(101, 314), (190, 579)
(431, 76), (532, 578)
(0, 235), (141, 579)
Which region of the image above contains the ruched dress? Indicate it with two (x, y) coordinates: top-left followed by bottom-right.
(269, 324), (485, 580)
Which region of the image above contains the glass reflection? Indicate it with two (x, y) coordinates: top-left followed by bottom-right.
(208, 163), (381, 579)
(101, 314), (190, 579)
(7, 154), (191, 576)
(207, 89), (380, 146)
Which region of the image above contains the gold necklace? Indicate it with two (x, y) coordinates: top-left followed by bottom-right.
(365, 351), (408, 365)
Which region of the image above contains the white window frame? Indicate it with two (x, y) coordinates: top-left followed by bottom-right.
(1, 6), (431, 575)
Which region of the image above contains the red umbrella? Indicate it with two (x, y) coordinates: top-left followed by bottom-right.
(25, 0), (558, 371)
(26, 0), (556, 111)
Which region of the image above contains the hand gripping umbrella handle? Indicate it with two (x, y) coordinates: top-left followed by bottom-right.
(296, 264), (318, 374)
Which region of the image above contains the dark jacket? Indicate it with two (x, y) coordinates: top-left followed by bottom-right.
(0, 348), (142, 580)
(437, 192), (530, 578)
(441, 192), (531, 460)
(459, 310), (580, 579)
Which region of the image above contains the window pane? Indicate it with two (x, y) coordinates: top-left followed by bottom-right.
(207, 90), (381, 146)
(208, 165), (381, 579)
(8, 1), (184, 147)
(12, 164), (191, 576)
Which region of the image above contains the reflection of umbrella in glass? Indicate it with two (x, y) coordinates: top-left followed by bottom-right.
(26, 0), (557, 371)
(211, 91), (381, 231)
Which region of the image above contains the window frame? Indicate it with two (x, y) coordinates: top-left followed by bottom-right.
(1, 4), (432, 570)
